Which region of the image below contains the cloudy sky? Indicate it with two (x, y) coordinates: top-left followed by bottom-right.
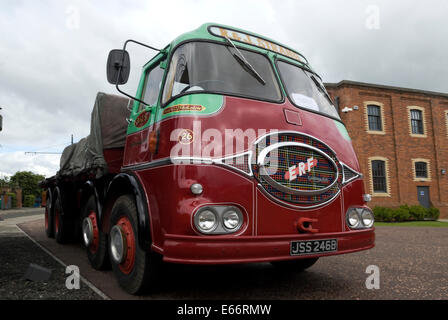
(0, 0), (447, 178)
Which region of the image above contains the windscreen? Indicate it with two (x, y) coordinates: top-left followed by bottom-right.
(277, 61), (340, 120)
(162, 42), (282, 103)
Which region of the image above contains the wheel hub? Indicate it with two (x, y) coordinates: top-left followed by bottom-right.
(82, 212), (99, 253)
(82, 217), (94, 247)
(110, 225), (127, 264)
(110, 217), (135, 274)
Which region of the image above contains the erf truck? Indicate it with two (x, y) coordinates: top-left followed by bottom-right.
(40, 23), (375, 294)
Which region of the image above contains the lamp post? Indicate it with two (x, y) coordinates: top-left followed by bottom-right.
(0, 107), (3, 132)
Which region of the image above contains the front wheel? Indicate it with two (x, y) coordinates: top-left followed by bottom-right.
(271, 258), (319, 271)
(109, 195), (162, 295)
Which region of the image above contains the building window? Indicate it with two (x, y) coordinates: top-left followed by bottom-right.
(364, 101), (385, 134)
(371, 160), (387, 193)
(412, 158), (431, 181)
(410, 109), (424, 134)
(367, 105), (382, 131)
(407, 106), (426, 137)
(415, 162), (428, 178)
(445, 110), (448, 137)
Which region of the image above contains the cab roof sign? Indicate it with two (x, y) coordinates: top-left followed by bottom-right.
(209, 26), (307, 65)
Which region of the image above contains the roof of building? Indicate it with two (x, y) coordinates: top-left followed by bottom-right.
(325, 80), (448, 100)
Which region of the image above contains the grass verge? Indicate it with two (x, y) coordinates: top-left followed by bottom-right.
(374, 221), (448, 227)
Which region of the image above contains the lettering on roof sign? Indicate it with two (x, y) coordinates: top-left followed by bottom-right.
(209, 26), (306, 64)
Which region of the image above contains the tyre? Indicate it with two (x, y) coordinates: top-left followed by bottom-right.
(82, 195), (110, 270)
(109, 195), (161, 295)
(44, 189), (54, 238)
(271, 258), (319, 271)
(54, 194), (74, 244)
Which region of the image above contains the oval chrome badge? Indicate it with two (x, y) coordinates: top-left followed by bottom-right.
(257, 142), (339, 196)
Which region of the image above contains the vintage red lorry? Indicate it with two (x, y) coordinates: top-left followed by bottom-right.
(40, 23), (375, 294)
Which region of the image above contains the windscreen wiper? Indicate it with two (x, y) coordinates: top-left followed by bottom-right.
(310, 75), (333, 104)
(224, 36), (266, 85)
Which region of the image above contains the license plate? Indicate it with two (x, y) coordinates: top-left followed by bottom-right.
(290, 239), (338, 256)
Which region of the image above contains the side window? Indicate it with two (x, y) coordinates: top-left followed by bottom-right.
(138, 64), (165, 113)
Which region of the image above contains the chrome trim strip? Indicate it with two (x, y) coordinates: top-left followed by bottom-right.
(121, 157), (172, 171)
(340, 162), (362, 185)
(257, 141), (339, 196)
(171, 151), (254, 177)
(253, 130), (339, 157)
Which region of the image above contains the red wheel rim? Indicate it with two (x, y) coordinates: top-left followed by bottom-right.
(116, 217), (136, 275)
(88, 211), (100, 254)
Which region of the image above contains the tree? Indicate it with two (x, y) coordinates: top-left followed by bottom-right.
(0, 176), (10, 188)
(10, 171), (45, 198)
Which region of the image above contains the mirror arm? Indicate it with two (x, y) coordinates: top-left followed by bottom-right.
(115, 39), (163, 107)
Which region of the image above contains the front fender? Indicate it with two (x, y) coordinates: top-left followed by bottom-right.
(107, 173), (152, 251)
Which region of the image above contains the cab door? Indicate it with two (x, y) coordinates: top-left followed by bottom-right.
(123, 59), (166, 167)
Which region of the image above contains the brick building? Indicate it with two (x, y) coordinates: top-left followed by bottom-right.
(326, 80), (448, 219)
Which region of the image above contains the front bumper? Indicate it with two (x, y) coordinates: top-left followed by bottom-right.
(161, 228), (375, 264)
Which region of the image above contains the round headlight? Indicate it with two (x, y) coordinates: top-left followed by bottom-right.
(196, 210), (217, 232)
(347, 209), (360, 228)
(223, 210), (240, 230)
(361, 209), (374, 228)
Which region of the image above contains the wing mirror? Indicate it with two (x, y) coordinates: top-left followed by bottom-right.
(107, 49), (130, 85)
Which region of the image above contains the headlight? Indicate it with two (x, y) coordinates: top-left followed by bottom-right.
(196, 210), (217, 232)
(223, 210), (241, 230)
(346, 207), (374, 229)
(347, 209), (360, 228)
(361, 209), (374, 228)
(194, 206), (244, 234)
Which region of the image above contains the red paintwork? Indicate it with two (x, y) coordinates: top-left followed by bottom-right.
(88, 211), (99, 254)
(117, 216), (136, 275)
(123, 95), (374, 264)
(103, 148), (126, 174)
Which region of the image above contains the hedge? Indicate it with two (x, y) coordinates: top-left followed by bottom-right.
(23, 195), (36, 208)
(373, 204), (440, 222)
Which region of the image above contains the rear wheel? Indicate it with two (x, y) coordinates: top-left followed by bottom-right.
(109, 195), (161, 295)
(271, 258), (319, 271)
(44, 189), (54, 238)
(82, 195), (109, 270)
(54, 194), (74, 244)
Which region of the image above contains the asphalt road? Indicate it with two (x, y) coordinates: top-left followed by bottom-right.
(16, 217), (448, 300)
(0, 208), (102, 300)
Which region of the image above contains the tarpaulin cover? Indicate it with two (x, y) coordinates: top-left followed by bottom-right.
(57, 92), (131, 179)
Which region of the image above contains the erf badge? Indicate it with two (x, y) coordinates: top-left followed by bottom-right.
(134, 111), (151, 128)
(178, 129), (194, 145)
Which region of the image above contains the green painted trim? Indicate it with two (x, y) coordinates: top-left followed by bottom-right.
(169, 23), (311, 69)
(334, 120), (351, 141)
